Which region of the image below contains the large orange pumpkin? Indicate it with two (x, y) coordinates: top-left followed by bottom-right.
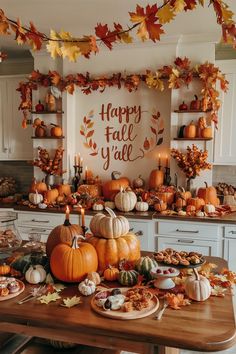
(88, 232), (141, 272)
(102, 171), (130, 200)
(77, 184), (102, 198)
(149, 169), (164, 190)
(197, 182), (220, 206)
(46, 220), (83, 257)
(50, 236), (98, 282)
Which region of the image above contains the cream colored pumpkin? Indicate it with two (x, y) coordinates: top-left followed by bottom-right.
(135, 201), (149, 212)
(185, 268), (211, 301)
(92, 203), (104, 211)
(114, 187), (137, 212)
(78, 279), (96, 296)
(29, 190), (43, 205)
(204, 203), (216, 214)
(25, 265), (46, 284)
(196, 210), (205, 217)
(90, 207), (129, 239)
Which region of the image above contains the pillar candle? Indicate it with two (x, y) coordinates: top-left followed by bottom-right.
(65, 205), (70, 221)
(81, 208), (85, 227)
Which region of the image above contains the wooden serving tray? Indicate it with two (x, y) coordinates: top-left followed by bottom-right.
(91, 288), (159, 320)
(0, 280), (25, 301)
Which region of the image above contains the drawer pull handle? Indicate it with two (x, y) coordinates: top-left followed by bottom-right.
(135, 230), (144, 237)
(30, 219), (50, 223)
(177, 239), (194, 243)
(176, 229), (199, 234)
(229, 231), (236, 234)
(30, 229), (47, 232)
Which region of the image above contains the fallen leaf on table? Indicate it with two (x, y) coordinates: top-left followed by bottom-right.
(220, 268), (236, 284)
(199, 262), (217, 277)
(211, 286), (227, 297)
(60, 296), (82, 308)
(53, 284), (66, 292)
(38, 292), (61, 304)
(164, 293), (191, 309)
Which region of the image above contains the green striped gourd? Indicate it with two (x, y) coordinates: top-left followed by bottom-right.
(136, 256), (158, 275)
(118, 270), (139, 286)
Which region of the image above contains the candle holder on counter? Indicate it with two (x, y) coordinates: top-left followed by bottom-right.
(164, 167), (171, 186)
(81, 225), (88, 236)
(72, 165), (83, 192)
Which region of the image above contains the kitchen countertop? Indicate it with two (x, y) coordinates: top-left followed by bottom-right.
(0, 203), (234, 224)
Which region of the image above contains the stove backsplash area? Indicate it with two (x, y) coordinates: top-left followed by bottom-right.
(212, 165), (236, 187)
(0, 161), (33, 194)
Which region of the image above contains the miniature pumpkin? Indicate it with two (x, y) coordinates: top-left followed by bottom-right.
(35, 100), (44, 112)
(184, 268), (211, 301)
(28, 190), (43, 205)
(184, 121), (197, 138)
(50, 236), (98, 282)
(204, 203), (216, 214)
(118, 269), (139, 286)
(103, 265), (120, 281)
(104, 201), (116, 210)
(46, 220), (83, 257)
(44, 187), (59, 204)
(135, 201), (149, 212)
(154, 199), (167, 212)
(29, 178), (48, 194)
(196, 210), (205, 217)
(187, 197), (205, 210)
(25, 265), (46, 284)
(201, 126), (212, 138)
(175, 197), (187, 209)
(90, 207), (130, 239)
(88, 232), (141, 272)
(102, 171), (130, 200)
(197, 182), (219, 206)
(87, 271), (101, 285)
(50, 124), (63, 137)
(190, 95), (201, 110)
(135, 256), (158, 276)
(0, 263), (11, 275)
(35, 124), (46, 137)
(179, 101), (188, 110)
(114, 187), (137, 212)
(78, 279), (96, 296)
(149, 169), (164, 190)
(177, 187), (192, 201)
(156, 192), (174, 205)
(57, 181), (71, 196)
(92, 202), (104, 211)
(133, 175), (145, 189)
(77, 184), (102, 198)
(45, 92), (56, 111)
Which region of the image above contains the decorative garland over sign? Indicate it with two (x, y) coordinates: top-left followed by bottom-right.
(17, 57), (228, 128)
(0, 1), (236, 62)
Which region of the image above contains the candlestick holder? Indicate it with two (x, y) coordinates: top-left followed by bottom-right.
(72, 165), (83, 192)
(81, 225), (88, 236)
(158, 164), (162, 170)
(164, 167), (171, 186)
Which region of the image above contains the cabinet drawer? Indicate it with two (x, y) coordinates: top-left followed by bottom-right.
(16, 212), (64, 228)
(17, 226), (51, 242)
(129, 220), (150, 251)
(156, 221), (220, 239)
(224, 226), (236, 239)
(156, 236), (220, 256)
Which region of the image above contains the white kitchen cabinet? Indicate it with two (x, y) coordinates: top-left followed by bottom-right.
(128, 219), (152, 251)
(224, 238), (236, 273)
(214, 60), (236, 165)
(0, 75), (33, 160)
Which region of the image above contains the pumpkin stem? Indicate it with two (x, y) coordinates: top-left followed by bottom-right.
(105, 207), (117, 218)
(193, 268), (200, 281)
(204, 181), (208, 188)
(194, 94), (198, 101)
(71, 235), (85, 249)
(111, 171), (121, 180)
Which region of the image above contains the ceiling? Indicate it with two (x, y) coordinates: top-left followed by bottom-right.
(1, 0), (236, 57)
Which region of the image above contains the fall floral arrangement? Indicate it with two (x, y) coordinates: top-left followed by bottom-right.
(171, 144), (212, 180)
(33, 147), (64, 176)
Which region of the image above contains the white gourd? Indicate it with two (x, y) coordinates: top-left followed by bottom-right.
(135, 201), (149, 212)
(114, 187), (137, 212)
(92, 203), (104, 211)
(184, 268), (211, 301)
(29, 190), (43, 205)
(78, 279), (96, 296)
(204, 203), (216, 214)
(25, 265), (46, 284)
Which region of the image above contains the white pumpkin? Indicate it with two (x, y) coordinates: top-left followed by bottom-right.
(92, 203), (104, 211)
(29, 190), (43, 205)
(25, 265), (46, 284)
(184, 268), (211, 301)
(135, 201), (149, 212)
(196, 210), (205, 217)
(204, 203), (216, 214)
(78, 279), (96, 296)
(114, 187), (137, 212)
(178, 210), (187, 216)
(104, 201), (116, 210)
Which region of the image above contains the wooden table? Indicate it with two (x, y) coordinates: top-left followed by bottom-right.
(0, 256), (235, 354)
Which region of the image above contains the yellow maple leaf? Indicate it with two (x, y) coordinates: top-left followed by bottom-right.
(222, 6), (234, 25)
(38, 292), (61, 304)
(158, 4), (175, 24)
(119, 32), (133, 44)
(60, 296), (82, 308)
(59, 30), (81, 62)
(173, 0), (186, 13)
(46, 30), (61, 59)
(137, 22), (149, 41)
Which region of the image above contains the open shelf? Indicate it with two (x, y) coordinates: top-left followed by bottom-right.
(30, 111), (64, 114)
(173, 137), (213, 141)
(174, 109), (211, 113)
(31, 136), (65, 139)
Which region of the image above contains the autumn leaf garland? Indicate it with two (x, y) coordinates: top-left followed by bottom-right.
(1, 1), (236, 62)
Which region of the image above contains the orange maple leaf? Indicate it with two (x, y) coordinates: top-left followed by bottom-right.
(10, 18), (27, 45)
(0, 9), (10, 35)
(164, 293), (191, 310)
(26, 22), (44, 50)
(174, 57), (191, 70)
(49, 71), (61, 86)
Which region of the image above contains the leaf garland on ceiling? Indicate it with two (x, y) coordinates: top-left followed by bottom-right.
(0, 0), (236, 62)
(17, 57), (228, 128)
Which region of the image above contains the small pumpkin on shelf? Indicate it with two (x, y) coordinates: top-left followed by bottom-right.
(190, 95), (201, 110)
(50, 123), (63, 138)
(57, 180), (71, 196)
(197, 182), (219, 206)
(135, 198), (149, 212)
(204, 203), (216, 214)
(187, 197), (205, 211)
(154, 199), (167, 212)
(29, 178), (48, 194)
(179, 101), (188, 111)
(92, 202), (104, 211)
(184, 121), (197, 139)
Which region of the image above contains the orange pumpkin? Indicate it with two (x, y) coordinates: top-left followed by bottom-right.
(0, 263), (11, 275)
(88, 232), (140, 272)
(77, 184), (102, 198)
(29, 178), (48, 194)
(50, 124), (63, 137)
(154, 199), (167, 212)
(50, 235), (98, 282)
(187, 197), (205, 210)
(102, 171), (130, 200)
(149, 169), (164, 190)
(177, 187), (192, 201)
(175, 197), (187, 209)
(44, 187), (59, 203)
(186, 205), (196, 214)
(57, 181), (71, 196)
(197, 182), (219, 206)
(201, 127), (212, 139)
(46, 220), (83, 257)
(184, 121), (197, 138)
(103, 265), (119, 281)
(156, 192), (174, 205)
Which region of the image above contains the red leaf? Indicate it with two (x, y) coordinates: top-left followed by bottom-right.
(174, 57), (191, 70)
(158, 128), (164, 134)
(157, 137), (163, 146)
(80, 130), (84, 136)
(83, 116), (87, 123)
(89, 139), (93, 147)
(86, 130), (94, 138)
(95, 23), (117, 50)
(93, 142), (97, 149)
(151, 126), (157, 135)
(26, 22), (44, 50)
(184, 0), (197, 11)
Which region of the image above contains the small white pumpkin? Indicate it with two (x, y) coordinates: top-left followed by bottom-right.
(29, 190), (43, 205)
(104, 201), (116, 210)
(38, 202), (47, 209)
(184, 268), (211, 302)
(196, 210), (205, 217)
(135, 201), (149, 212)
(114, 187), (137, 212)
(92, 203), (104, 211)
(178, 210), (186, 216)
(204, 203), (216, 214)
(78, 279), (96, 296)
(25, 265), (46, 284)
